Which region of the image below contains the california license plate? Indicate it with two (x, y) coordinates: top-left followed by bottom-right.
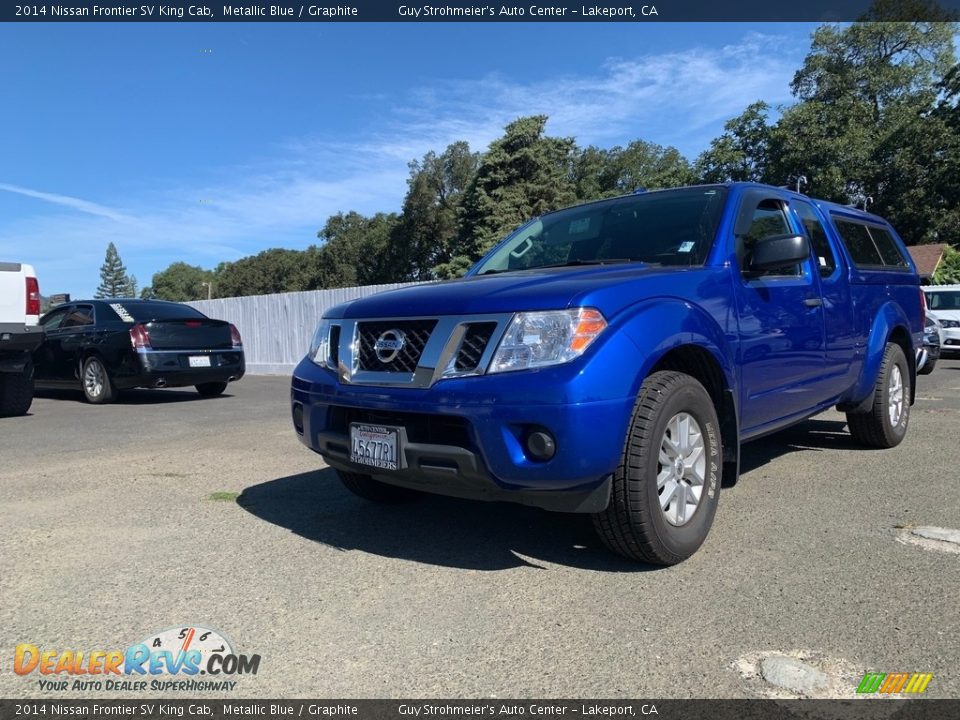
(189, 355), (211, 368)
(350, 423), (400, 471)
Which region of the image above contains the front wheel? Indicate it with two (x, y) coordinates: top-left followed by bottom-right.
(196, 382), (228, 397)
(82, 356), (117, 404)
(592, 371), (722, 565)
(847, 342), (910, 448)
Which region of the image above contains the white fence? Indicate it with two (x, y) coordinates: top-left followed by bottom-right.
(187, 282), (424, 375)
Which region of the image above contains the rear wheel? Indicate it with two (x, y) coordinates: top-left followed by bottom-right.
(196, 382), (228, 397)
(847, 342), (910, 448)
(0, 367), (34, 417)
(592, 371), (722, 565)
(82, 356), (116, 404)
(336, 470), (422, 504)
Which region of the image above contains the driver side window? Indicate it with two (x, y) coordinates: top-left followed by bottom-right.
(738, 199), (800, 277)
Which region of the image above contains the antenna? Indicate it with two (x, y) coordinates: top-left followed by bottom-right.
(862, 196), (873, 211)
(794, 175), (808, 193)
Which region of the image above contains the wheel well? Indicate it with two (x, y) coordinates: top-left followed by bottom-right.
(888, 325), (915, 404)
(651, 345), (740, 486)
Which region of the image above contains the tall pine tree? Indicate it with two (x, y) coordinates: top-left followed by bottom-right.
(95, 242), (131, 298)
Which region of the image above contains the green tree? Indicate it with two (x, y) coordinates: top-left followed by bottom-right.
(696, 102), (773, 183)
(147, 262), (215, 302)
(437, 115), (578, 277)
(314, 211), (400, 287)
(577, 141), (694, 199)
(95, 242), (131, 298)
(933, 246), (960, 284)
(768, 2), (957, 243)
(214, 248), (317, 298)
(386, 142), (478, 280)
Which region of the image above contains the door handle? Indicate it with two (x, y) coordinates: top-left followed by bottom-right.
(804, 297), (823, 308)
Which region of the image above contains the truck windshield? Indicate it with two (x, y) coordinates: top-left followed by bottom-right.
(473, 186), (728, 275)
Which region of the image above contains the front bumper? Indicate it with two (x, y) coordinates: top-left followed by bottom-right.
(291, 357), (635, 513)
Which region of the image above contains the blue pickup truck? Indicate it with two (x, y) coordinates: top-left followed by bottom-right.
(291, 183), (923, 565)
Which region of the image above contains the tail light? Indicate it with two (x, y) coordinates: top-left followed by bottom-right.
(26, 277), (40, 317)
(229, 323), (243, 349)
(129, 323), (152, 350)
(919, 287), (927, 326)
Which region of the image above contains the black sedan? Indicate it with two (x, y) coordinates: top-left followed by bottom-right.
(33, 299), (245, 403)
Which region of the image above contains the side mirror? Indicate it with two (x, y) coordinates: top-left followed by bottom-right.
(749, 234), (810, 272)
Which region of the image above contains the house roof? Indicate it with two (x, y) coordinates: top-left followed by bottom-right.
(907, 243), (950, 278)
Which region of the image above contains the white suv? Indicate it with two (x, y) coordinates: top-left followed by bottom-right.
(924, 284), (960, 357)
(0, 262), (43, 416)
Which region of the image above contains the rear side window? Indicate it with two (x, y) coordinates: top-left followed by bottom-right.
(833, 218), (908, 270)
(869, 227), (908, 268)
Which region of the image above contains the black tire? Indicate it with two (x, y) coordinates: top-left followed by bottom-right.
(196, 382), (228, 397)
(0, 367), (34, 417)
(918, 356), (936, 376)
(336, 469), (423, 504)
(847, 342), (910, 448)
(81, 356), (117, 404)
(592, 371), (722, 565)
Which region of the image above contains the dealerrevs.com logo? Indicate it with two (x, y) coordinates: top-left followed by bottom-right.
(14, 626), (261, 692)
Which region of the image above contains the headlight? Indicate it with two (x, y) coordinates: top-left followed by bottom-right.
(488, 308), (607, 374)
(309, 319), (333, 367)
(942, 319), (960, 329)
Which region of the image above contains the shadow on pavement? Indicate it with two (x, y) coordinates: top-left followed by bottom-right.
(237, 467), (657, 573)
(35, 388), (233, 405)
(739, 417), (861, 474)
(240, 416), (873, 571)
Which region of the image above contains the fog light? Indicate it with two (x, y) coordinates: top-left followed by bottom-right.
(525, 430), (556, 462)
(292, 403), (304, 434)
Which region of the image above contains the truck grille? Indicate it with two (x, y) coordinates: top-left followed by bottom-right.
(455, 322), (497, 371)
(357, 319), (437, 372)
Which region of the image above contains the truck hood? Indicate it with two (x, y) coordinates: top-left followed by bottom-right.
(334, 264), (716, 319)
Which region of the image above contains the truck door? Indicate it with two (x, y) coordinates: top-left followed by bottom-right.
(791, 199), (855, 398)
(732, 190), (828, 434)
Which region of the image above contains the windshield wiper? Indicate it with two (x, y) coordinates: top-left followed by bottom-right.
(537, 258), (638, 269)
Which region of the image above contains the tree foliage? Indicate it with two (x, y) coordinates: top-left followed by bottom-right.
(145, 262), (215, 302)
(436, 115), (578, 278)
(95, 242), (134, 299)
(933, 246), (960, 284)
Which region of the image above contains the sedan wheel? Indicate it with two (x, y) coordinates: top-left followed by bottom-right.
(82, 357), (117, 404)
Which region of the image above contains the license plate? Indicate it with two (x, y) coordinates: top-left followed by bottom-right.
(189, 355), (211, 368)
(350, 423), (400, 471)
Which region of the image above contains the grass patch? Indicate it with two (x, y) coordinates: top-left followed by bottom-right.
(206, 491), (240, 502)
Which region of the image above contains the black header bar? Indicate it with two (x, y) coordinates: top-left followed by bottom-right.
(3, 0), (960, 22)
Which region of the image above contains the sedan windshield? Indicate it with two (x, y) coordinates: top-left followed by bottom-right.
(473, 186), (728, 275)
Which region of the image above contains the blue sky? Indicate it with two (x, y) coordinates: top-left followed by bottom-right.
(0, 22), (821, 297)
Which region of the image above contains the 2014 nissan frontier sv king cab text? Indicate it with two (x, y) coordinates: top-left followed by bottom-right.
(291, 183), (923, 565)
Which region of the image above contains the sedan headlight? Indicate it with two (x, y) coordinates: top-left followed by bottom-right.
(488, 308), (607, 374)
(309, 319), (333, 367)
(941, 319), (960, 329)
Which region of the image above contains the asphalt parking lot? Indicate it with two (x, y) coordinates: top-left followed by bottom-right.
(1, 361), (958, 699)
